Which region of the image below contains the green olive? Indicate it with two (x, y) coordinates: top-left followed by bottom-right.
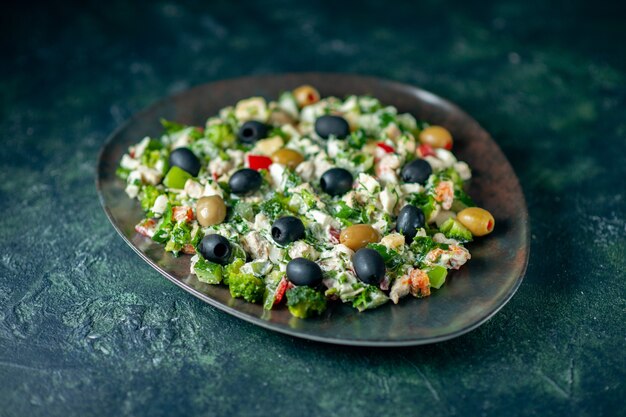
(419, 126), (453, 149)
(196, 195), (227, 227)
(340, 224), (380, 251)
(272, 148), (305, 170)
(456, 207), (495, 236)
(293, 85), (320, 107)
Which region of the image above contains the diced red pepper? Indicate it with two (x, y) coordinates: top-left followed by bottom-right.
(182, 244), (196, 255)
(135, 218), (157, 237)
(376, 142), (394, 153)
(173, 206), (194, 223)
(487, 220), (493, 231)
(247, 154), (273, 171)
(444, 141), (453, 150)
(273, 276), (293, 306)
(418, 143), (436, 157)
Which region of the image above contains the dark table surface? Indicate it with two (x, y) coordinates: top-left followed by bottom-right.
(2, 1), (625, 416)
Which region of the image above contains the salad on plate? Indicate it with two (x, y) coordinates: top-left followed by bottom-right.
(117, 85), (495, 318)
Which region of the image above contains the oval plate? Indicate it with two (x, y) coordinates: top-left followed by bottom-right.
(97, 73), (529, 346)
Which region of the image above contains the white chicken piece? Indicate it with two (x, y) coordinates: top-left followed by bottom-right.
(252, 136), (284, 156)
(253, 212), (271, 233)
(226, 149), (245, 168)
(384, 123), (402, 141)
(433, 232), (461, 246)
(288, 241), (320, 261)
(295, 159), (316, 182)
(318, 244), (353, 272)
(313, 152), (334, 178)
(234, 97), (268, 122)
(241, 231), (271, 260)
(171, 129), (193, 150)
(380, 233), (405, 250)
(454, 161), (472, 181)
(395, 134), (416, 157)
(434, 149), (457, 168)
(379, 185), (399, 215)
(202, 180), (224, 198)
(151, 195), (169, 217)
(137, 165), (162, 185)
(389, 276), (411, 304)
(355, 173), (380, 195)
(183, 179), (204, 199)
(268, 163), (286, 188)
(425, 245), (471, 270)
(125, 183), (140, 199)
(131, 137), (151, 159)
(307, 210), (341, 231)
(120, 154), (140, 170)
(424, 155), (445, 172)
(208, 157), (233, 179)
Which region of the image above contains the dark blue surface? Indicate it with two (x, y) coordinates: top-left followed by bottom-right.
(1, 1), (625, 416)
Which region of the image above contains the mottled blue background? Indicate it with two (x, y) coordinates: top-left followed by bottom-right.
(1, 1), (625, 416)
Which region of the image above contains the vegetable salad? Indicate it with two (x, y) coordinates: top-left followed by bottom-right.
(117, 85), (495, 318)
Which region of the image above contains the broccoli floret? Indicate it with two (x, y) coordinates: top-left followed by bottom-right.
(225, 258), (264, 303)
(116, 166), (131, 180)
(206, 123), (235, 148)
(286, 286), (327, 318)
(194, 257), (223, 284)
(439, 218), (473, 243)
(352, 285), (389, 312)
(347, 129), (367, 149)
(140, 185), (162, 212)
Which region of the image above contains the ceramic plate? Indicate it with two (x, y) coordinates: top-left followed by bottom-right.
(97, 73), (529, 346)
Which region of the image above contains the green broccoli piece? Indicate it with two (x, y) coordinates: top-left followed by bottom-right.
(259, 194), (288, 220)
(116, 166), (131, 180)
(194, 257), (223, 284)
(347, 129), (367, 149)
(206, 123), (235, 148)
(439, 218), (473, 243)
(225, 258), (264, 303)
(352, 285), (389, 312)
(140, 185), (161, 212)
(286, 286), (327, 318)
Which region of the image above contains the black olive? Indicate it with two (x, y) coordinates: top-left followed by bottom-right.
(199, 234), (232, 265)
(352, 248), (386, 285)
(238, 121), (269, 144)
(286, 258), (323, 287)
(401, 159), (432, 184)
(320, 168), (353, 196)
(169, 147), (201, 177)
(396, 205), (425, 243)
(315, 115), (350, 139)
(271, 216), (305, 245)
(229, 168), (262, 195)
